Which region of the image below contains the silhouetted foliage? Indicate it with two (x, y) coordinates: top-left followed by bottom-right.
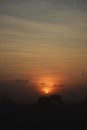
(50, 94), (64, 105)
(38, 94), (64, 105)
(0, 94), (87, 129)
(38, 96), (52, 105)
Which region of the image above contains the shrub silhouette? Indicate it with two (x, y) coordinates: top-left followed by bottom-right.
(38, 96), (52, 105)
(38, 94), (64, 105)
(50, 94), (64, 105)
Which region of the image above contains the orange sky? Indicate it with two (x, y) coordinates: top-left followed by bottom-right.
(0, 0), (87, 102)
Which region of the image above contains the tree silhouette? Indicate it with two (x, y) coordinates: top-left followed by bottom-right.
(50, 94), (64, 105)
(38, 96), (52, 105)
(38, 94), (64, 106)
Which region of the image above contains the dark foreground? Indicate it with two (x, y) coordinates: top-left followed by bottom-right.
(0, 101), (87, 130)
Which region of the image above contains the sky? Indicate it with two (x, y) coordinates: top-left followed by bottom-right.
(0, 0), (87, 103)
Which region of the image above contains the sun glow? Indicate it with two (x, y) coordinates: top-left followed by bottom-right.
(42, 86), (54, 95)
(44, 88), (49, 94)
(36, 76), (58, 94)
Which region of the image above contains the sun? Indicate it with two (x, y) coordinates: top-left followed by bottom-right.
(36, 76), (59, 94)
(42, 85), (54, 95)
(44, 88), (49, 94)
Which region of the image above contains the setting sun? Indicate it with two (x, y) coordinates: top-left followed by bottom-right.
(35, 76), (59, 95)
(44, 89), (49, 94)
(35, 75), (66, 95)
(36, 76), (55, 94)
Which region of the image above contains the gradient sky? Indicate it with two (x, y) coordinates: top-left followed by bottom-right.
(0, 0), (87, 102)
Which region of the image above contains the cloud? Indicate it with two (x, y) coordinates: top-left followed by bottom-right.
(15, 79), (29, 84)
(0, 79), (87, 103)
(1, 0), (87, 25)
(0, 80), (40, 103)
